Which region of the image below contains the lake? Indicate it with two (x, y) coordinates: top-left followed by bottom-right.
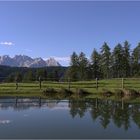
(0, 97), (140, 139)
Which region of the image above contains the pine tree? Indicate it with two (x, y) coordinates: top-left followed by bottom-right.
(54, 70), (59, 81)
(100, 42), (111, 78)
(131, 43), (140, 76)
(78, 52), (89, 80)
(15, 72), (23, 82)
(23, 70), (34, 82)
(36, 69), (48, 81)
(68, 52), (79, 81)
(122, 41), (131, 77)
(112, 44), (124, 78)
(91, 49), (101, 79)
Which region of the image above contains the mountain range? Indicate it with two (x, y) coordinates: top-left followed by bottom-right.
(0, 55), (61, 67)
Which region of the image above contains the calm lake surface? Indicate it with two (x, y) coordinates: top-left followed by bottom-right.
(0, 97), (140, 139)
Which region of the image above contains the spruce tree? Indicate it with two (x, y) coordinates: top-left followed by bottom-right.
(91, 49), (101, 79)
(100, 42), (111, 78)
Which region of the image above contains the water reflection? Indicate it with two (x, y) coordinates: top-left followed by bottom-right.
(0, 97), (140, 130)
(69, 99), (140, 130)
(0, 120), (11, 124)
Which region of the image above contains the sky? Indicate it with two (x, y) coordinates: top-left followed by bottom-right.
(0, 1), (140, 66)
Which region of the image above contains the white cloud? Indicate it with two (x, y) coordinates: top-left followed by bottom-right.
(0, 41), (15, 46)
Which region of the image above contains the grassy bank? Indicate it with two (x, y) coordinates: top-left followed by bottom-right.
(0, 78), (140, 100)
(0, 78), (140, 92)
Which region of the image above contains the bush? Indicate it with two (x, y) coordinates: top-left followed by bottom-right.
(101, 89), (113, 97)
(76, 88), (91, 97)
(59, 88), (73, 95)
(115, 89), (140, 97)
(122, 89), (139, 96)
(43, 88), (57, 95)
(115, 89), (124, 97)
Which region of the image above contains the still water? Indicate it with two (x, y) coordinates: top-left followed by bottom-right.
(0, 97), (140, 139)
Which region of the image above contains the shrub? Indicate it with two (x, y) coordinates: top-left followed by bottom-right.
(76, 88), (91, 97)
(43, 88), (57, 95)
(59, 88), (73, 96)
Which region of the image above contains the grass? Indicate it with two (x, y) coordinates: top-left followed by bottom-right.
(0, 78), (140, 101)
(0, 78), (140, 91)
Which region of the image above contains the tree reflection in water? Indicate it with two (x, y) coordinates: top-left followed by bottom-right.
(69, 100), (87, 118)
(69, 98), (140, 130)
(0, 97), (140, 130)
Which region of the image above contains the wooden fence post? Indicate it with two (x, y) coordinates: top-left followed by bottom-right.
(16, 81), (18, 90)
(68, 77), (70, 90)
(122, 78), (124, 89)
(39, 76), (42, 89)
(15, 76), (18, 90)
(96, 78), (98, 90)
(121, 99), (124, 110)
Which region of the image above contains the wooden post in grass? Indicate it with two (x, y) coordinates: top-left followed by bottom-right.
(16, 81), (18, 90)
(121, 99), (124, 110)
(122, 78), (124, 89)
(96, 78), (98, 90)
(68, 77), (70, 90)
(39, 76), (42, 89)
(15, 77), (18, 90)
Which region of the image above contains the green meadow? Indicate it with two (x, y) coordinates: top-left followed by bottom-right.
(0, 78), (140, 98)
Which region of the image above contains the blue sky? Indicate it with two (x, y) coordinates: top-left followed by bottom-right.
(0, 1), (140, 66)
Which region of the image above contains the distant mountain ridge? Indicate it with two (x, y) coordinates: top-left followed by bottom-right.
(0, 55), (61, 67)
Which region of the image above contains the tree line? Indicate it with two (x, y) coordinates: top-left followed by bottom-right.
(0, 40), (140, 82)
(0, 66), (67, 82)
(65, 41), (140, 81)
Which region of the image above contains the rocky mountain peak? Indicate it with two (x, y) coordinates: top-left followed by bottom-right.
(46, 57), (61, 66)
(0, 55), (61, 67)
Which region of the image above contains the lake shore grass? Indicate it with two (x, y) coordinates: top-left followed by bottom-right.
(0, 79), (140, 102)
